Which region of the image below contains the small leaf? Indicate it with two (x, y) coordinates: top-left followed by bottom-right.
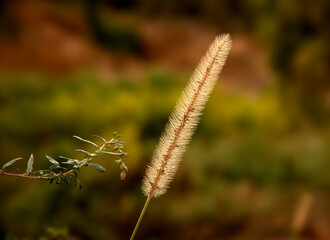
(88, 163), (105, 172)
(92, 135), (106, 143)
(61, 159), (76, 165)
(59, 156), (79, 164)
(49, 176), (56, 184)
(120, 171), (126, 180)
(25, 154), (34, 175)
(77, 178), (82, 189)
(2, 157), (22, 170)
(49, 165), (56, 170)
(75, 149), (95, 157)
(97, 151), (125, 156)
(73, 135), (98, 148)
(45, 154), (59, 166)
(117, 144), (124, 148)
(49, 165), (66, 170)
(58, 156), (71, 160)
(61, 161), (74, 165)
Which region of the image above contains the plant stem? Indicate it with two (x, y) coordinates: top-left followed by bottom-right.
(130, 195), (152, 240)
(0, 171), (49, 180)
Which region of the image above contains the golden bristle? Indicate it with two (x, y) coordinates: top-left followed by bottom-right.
(142, 34), (232, 198)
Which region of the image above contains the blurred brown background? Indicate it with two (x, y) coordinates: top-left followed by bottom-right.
(0, 0), (329, 239)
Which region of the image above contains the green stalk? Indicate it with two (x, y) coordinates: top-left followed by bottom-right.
(130, 196), (152, 240)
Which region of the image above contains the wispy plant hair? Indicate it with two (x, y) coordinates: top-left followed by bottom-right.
(142, 34), (232, 198)
(130, 33), (232, 240)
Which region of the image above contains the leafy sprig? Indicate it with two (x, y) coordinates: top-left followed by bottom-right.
(0, 132), (128, 188)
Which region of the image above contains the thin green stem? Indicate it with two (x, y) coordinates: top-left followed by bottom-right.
(130, 196), (152, 240)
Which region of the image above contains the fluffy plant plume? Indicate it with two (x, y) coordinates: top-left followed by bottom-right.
(142, 34), (232, 198)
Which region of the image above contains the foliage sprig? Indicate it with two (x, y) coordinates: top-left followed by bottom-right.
(0, 132), (128, 188)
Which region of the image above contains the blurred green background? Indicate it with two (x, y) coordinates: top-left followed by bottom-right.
(0, 0), (329, 239)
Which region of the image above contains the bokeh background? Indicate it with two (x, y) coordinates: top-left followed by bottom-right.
(0, 0), (329, 239)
